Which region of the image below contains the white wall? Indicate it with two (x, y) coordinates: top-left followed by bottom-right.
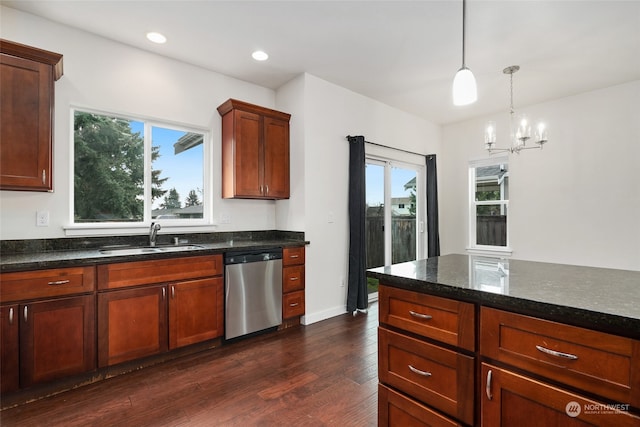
(0, 6), (279, 240)
(278, 74), (441, 323)
(440, 81), (640, 271)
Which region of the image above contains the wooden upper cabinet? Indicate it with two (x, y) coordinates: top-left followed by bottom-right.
(0, 39), (63, 191)
(217, 99), (290, 199)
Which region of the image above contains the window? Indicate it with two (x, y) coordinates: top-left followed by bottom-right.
(469, 157), (509, 251)
(73, 109), (208, 226)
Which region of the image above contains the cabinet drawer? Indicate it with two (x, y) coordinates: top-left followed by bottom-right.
(283, 290), (305, 319)
(379, 285), (475, 351)
(482, 363), (640, 427)
(97, 254), (223, 290)
(283, 265), (305, 293)
(283, 246), (305, 266)
(481, 307), (640, 407)
(378, 384), (462, 427)
(0, 266), (95, 302)
(378, 327), (474, 425)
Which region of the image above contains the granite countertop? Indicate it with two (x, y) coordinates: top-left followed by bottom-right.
(368, 254), (640, 340)
(0, 231), (308, 273)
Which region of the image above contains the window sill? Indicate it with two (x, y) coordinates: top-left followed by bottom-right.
(64, 223), (218, 237)
(466, 246), (513, 258)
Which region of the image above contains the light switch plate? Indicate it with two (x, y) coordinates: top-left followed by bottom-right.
(36, 210), (50, 227)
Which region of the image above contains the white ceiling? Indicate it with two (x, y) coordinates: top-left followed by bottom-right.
(3, 0), (639, 124)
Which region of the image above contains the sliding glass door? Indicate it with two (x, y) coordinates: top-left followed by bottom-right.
(366, 157), (424, 298)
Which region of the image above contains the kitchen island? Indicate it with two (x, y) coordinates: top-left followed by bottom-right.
(369, 254), (639, 426)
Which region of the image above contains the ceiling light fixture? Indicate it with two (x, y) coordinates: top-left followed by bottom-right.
(252, 50), (269, 61)
(146, 32), (167, 44)
(485, 65), (549, 154)
(452, 0), (477, 106)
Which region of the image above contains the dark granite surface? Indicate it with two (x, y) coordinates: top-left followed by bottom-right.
(0, 231), (307, 273)
(368, 254), (640, 340)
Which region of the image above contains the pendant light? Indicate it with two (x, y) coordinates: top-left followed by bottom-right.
(452, 0), (477, 106)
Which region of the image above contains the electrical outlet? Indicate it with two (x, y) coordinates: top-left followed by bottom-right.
(36, 210), (50, 227)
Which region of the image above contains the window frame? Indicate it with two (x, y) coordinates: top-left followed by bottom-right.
(65, 107), (213, 236)
(468, 156), (512, 256)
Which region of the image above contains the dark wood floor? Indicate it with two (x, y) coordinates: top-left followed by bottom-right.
(1, 303), (378, 426)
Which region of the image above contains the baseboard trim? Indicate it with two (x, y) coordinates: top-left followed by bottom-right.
(301, 305), (347, 325)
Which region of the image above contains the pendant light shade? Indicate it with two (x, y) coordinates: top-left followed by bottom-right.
(453, 67), (477, 106)
(452, 0), (477, 106)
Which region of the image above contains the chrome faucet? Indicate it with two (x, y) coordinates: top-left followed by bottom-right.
(149, 222), (161, 247)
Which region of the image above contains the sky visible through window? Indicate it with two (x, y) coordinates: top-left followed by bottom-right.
(130, 122), (203, 210)
(366, 164), (416, 207)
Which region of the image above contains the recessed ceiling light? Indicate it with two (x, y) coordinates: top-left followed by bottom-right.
(146, 32), (167, 44)
(252, 50), (269, 61)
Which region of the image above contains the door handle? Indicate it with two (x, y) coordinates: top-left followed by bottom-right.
(486, 369), (493, 400)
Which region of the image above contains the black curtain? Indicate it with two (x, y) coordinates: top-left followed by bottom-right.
(346, 135), (368, 313)
(426, 154), (440, 257)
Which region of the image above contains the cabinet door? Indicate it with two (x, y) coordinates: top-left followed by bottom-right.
(230, 109), (262, 198)
(262, 116), (289, 199)
(98, 286), (167, 367)
(482, 363), (640, 427)
(169, 277), (223, 349)
(1, 304), (19, 393)
(20, 295), (96, 387)
(0, 53), (53, 191)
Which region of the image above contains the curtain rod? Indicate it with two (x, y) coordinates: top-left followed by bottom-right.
(346, 135), (429, 158)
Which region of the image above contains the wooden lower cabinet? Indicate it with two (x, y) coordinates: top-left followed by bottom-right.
(481, 363), (640, 426)
(378, 327), (474, 425)
(169, 277), (223, 349)
(21, 295), (96, 387)
(97, 255), (224, 367)
(0, 298), (93, 392)
(379, 384), (463, 427)
(98, 285), (168, 367)
(1, 304), (20, 393)
(282, 246), (305, 320)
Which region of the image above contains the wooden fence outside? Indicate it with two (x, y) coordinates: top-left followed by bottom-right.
(366, 216), (416, 269)
(477, 215), (507, 246)
(365, 215), (507, 269)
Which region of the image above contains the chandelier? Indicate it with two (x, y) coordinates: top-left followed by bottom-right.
(485, 65), (548, 154)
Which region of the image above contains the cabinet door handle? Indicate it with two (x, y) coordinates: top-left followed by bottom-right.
(23, 306), (28, 323)
(42, 169), (46, 185)
(408, 365), (432, 377)
(265, 185), (269, 195)
(171, 285), (175, 299)
(47, 279), (70, 286)
(8, 307), (14, 325)
(486, 369), (493, 400)
(162, 287), (166, 300)
(535, 345), (578, 360)
(409, 310), (433, 320)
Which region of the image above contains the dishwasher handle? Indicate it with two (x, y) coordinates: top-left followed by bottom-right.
(224, 249), (282, 265)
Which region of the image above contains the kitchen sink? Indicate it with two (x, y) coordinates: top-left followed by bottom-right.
(99, 245), (204, 256)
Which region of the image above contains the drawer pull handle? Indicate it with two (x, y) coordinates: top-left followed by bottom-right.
(535, 345), (578, 360)
(408, 365), (432, 377)
(48, 279), (70, 286)
(486, 369), (493, 400)
(289, 302), (299, 307)
(289, 255), (300, 259)
(409, 310), (433, 320)
(289, 277), (299, 281)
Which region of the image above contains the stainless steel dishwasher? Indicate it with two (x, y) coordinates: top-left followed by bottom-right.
(224, 249), (282, 340)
